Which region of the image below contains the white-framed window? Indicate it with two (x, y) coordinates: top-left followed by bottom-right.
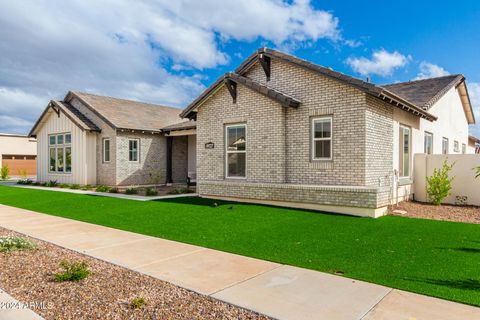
(128, 139), (139, 162)
(103, 138), (110, 162)
(48, 133), (72, 173)
(311, 116), (332, 160)
(454, 140), (459, 153)
(462, 143), (466, 154)
(424, 132), (433, 154)
(399, 125), (411, 178)
(225, 124), (246, 178)
(442, 137), (449, 154)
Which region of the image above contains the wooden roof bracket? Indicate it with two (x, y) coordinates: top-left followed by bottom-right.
(225, 78), (237, 103)
(259, 53), (271, 81)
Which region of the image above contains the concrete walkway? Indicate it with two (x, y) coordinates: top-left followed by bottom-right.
(1, 204), (479, 320)
(0, 289), (43, 320)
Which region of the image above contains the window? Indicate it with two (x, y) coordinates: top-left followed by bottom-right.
(399, 125), (411, 177)
(225, 124), (246, 178)
(424, 132), (433, 154)
(454, 140), (459, 153)
(312, 117), (332, 160)
(103, 138), (110, 162)
(462, 143), (466, 154)
(48, 133), (72, 173)
(128, 139), (139, 162)
(442, 138), (449, 154)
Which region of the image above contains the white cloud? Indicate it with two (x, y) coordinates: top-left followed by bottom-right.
(416, 62), (450, 80)
(0, 0), (341, 134)
(346, 49), (409, 77)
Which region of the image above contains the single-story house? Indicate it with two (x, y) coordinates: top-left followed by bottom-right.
(29, 91), (195, 186)
(181, 47), (476, 217)
(0, 133), (37, 177)
(469, 135), (480, 154)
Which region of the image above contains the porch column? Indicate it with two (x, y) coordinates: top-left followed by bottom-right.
(166, 136), (173, 184)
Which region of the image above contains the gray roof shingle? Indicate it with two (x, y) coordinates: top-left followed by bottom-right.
(382, 75), (464, 110)
(68, 91), (183, 131)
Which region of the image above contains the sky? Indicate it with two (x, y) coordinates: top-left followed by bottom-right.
(0, 0), (479, 136)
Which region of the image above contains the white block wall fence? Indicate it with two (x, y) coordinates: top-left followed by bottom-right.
(414, 154), (480, 206)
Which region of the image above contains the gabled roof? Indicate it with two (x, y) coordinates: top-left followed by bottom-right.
(29, 100), (101, 137)
(182, 47), (437, 121)
(180, 72), (301, 119)
(382, 75), (464, 109)
(469, 135), (480, 144)
(65, 91), (183, 132)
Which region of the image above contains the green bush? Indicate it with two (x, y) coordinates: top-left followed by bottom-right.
(108, 187), (119, 193)
(167, 187), (195, 195)
(145, 187), (158, 196)
(475, 166), (480, 179)
(46, 180), (58, 187)
(32, 181), (42, 186)
(17, 179), (33, 185)
(54, 260), (91, 282)
(426, 160), (455, 205)
(59, 184), (70, 188)
(125, 188), (138, 195)
(131, 297), (146, 309)
(95, 185), (110, 192)
(0, 236), (37, 252)
(70, 184), (81, 190)
(82, 184), (92, 191)
(1, 165), (9, 180)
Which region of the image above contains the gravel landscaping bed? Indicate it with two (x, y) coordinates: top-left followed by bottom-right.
(0, 227), (270, 320)
(389, 201), (480, 224)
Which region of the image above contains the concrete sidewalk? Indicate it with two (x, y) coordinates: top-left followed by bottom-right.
(0, 204), (479, 320)
(0, 289), (43, 320)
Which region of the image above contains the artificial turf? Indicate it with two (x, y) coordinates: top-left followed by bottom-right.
(1, 185), (479, 306)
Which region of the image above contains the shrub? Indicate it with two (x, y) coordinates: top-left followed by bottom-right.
(17, 179), (33, 185)
(59, 184), (70, 188)
(46, 180), (58, 187)
(475, 166), (480, 179)
(17, 169), (28, 179)
(82, 184), (92, 191)
(0, 236), (37, 252)
(1, 165), (9, 180)
(95, 185), (110, 192)
(145, 187), (158, 196)
(108, 187), (119, 193)
(167, 187), (195, 195)
(32, 181), (42, 186)
(70, 184), (81, 190)
(125, 187), (138, 195)
(54, 260), (91, 282)
(131, 297), (146, 309)
(426, 160), (455, 205)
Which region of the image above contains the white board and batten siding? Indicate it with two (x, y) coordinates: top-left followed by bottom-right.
(36, 109), (96, 185)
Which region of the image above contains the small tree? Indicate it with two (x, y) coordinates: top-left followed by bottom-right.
(0, 165), (9, 180)
(426, 160), (455, 205)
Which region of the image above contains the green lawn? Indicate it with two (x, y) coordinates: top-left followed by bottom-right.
(1, 186), (479, 306)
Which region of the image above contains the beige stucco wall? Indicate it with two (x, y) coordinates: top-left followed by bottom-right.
(0, 134), (36, 158)
(392, 86), (472, 202)
(414, 154), (480, 205)
(35, 108), (96, 185)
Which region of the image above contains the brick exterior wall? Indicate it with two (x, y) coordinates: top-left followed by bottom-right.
(196, 58), (395, 212)
(172, 136), (188, 183)
(115, 132), (167, 186)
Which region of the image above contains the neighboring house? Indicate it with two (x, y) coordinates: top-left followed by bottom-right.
(181, 47), (476, 217)
(469, 135), (480, 154)
(0, 133), (37, 177)
(29, 91), (194, 186)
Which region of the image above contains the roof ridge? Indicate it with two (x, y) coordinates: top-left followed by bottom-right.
(70, 91), (178, 110)
(382, 74), (463, 87)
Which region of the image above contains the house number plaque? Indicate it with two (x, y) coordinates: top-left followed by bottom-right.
(205, 142), (215, 149)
